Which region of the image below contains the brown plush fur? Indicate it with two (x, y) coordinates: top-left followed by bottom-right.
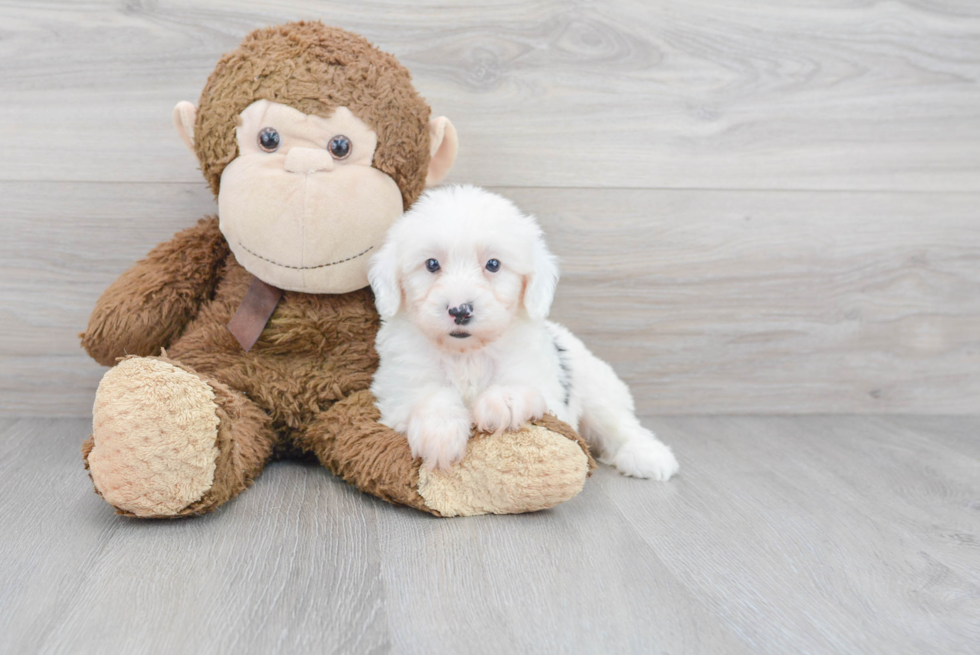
(81, 23), (591, 517)
(81, 219), (230, 366)
(296, 390), (433, 513)
(195, 21), (432, 210)
(82, 217), (426, 512)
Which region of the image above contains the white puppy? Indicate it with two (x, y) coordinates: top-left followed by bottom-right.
(369, 185), (678, 480)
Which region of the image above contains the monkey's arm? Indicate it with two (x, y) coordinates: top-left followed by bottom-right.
(81, 216), (230, 366)
(298, 390), (595, 517)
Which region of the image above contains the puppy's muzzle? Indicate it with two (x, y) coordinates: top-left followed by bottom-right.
(448, 303), (473, 326)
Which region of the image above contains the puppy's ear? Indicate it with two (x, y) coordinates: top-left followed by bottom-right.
(524, 231), (560, 320)
(368, 241), (401, 318)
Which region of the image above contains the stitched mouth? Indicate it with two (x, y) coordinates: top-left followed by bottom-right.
(238, 242), (374, 270)
(449, 331), (471, 339)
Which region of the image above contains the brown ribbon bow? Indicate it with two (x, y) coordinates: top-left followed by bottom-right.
(227, 276), (284, 351)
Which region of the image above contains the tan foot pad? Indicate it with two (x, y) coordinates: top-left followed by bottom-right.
(417, 425), (590, 517)
(88, 357), (220, 517)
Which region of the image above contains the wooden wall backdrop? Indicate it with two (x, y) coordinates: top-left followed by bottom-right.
(1, 0), (978, 416)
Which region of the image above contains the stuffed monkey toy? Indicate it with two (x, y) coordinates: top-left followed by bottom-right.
(80, 22), (594, 518)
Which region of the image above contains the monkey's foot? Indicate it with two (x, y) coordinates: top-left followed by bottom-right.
(417, 419), (594, 517)
(85, 357), (221, 517)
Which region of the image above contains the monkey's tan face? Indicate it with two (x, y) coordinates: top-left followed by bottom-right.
(218, 99), (404, 293)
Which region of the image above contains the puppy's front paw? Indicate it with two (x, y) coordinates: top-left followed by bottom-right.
(613, 438), (679, 481)
(406, 396), (473, 471)
(473, 386), (548, 434)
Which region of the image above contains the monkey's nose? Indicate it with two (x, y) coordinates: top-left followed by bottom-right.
(448, 303), (473, 325)
(283, 147), (335, 174)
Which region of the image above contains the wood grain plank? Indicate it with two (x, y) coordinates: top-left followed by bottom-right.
(520, 187), (980, 414)
(877, 414), (980, 458)
(1, 0), (978, 190)
(374, 481), (752, 655)
(2, 417), (978, 654)
(594, 415), (980, 655)
(0, 418), (391, 655)
(2, 182), (977, 416)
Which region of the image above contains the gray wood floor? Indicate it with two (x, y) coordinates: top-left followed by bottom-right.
(1, 416), (978, 655)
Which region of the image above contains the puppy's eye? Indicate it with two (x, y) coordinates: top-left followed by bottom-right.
(485, 259), (501, 273)
(258, 127), (280, 152)
(328, 135), (351, 160)
(425, 258), (441, 273)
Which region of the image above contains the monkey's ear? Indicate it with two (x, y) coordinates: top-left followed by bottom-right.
(172, 101), (198, 155)
(368, 241), (402, 318)
(425, 117), (458, 187)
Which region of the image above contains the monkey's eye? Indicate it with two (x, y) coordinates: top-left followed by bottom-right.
(425, 258), (441, 273)
(258, 127), (280, 152)
(328, 135), (351, 160)
(486, 259), (501, 273)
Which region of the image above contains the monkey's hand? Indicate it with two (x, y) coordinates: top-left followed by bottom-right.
(81, 217), (230, 366)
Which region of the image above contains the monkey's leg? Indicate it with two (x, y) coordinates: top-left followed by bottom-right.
(297, 390), (595, 517)
(82, 356), (276, 518)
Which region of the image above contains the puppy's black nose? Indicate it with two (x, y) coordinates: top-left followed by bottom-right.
(448, 303), (474, 325)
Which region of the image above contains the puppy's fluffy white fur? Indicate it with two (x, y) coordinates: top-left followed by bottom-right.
(369, 185), (678, 480)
